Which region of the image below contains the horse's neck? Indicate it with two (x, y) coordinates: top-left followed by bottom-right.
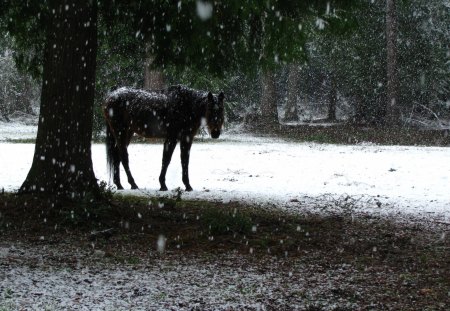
(180, 90), (206, 117)
(170, 86), (208, 118)
(193, 97), (208, 119)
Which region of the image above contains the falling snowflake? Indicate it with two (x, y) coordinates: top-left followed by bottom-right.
(196, 1), (213, 21)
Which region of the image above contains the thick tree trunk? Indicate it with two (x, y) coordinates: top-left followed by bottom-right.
(144, 54), (165, 90)
(284, 64), (299, 122)
(20, 0), (98, 199)
(385, 0), (400, 125)
(260, 70), (279, 128)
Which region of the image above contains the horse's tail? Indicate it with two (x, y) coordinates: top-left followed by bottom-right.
(104, 97), (122, 184)
(105, 119), (117, 182)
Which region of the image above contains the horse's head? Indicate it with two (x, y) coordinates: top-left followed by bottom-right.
(205, 91), (225, 139)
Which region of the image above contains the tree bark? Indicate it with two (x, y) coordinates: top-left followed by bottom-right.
(327, 72), (337, 121)
(385, 0), (400, 125)
(144, 54), (165, 90)
(284, 64), (299, 122)
(260, 70), (279, 128)
(19, 0), (98, 199)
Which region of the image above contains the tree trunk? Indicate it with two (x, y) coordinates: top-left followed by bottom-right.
(385, 0), (400, 125)
(327, 72), (337, 121)
(284, 64), (299, 122)
(144, 54), (165, 90)
(18, 76), (34, 115)
(19, 0), (98, 199)
(260, 70), (279, 128)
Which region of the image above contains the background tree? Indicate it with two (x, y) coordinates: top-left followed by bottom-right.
(386, 0), (400, 125)
(307, 0), (449, 125)
(241, 1), (356, 129)
(284, 64), (301, 122)
(144, 53), (165, 90)
(0, 35), (40, 120)
(397, 0), (450, 124)
(93, 14), (146, 138)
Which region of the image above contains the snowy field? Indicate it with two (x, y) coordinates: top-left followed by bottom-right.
(0, 119), (37, 141)
(1, 120), (449, 222)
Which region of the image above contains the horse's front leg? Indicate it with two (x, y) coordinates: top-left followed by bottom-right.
(180, 136), (194, 191)
(159, 138), (177, 191)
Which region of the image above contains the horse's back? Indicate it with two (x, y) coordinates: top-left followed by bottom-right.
(104, 87), (178, 138)
(103, 85), (209, 139)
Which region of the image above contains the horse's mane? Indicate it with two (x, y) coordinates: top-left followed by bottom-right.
(166, 85), (209, 103)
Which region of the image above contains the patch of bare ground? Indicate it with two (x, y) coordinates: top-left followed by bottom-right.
(253, 123), (450, 146)
(1, 193), (449, 310)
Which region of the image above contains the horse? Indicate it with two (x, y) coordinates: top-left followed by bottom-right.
(103, 85), (225, 191)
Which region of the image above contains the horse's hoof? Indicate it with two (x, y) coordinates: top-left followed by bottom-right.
(160, 186), (168, 191)
(116, 185), (124, 190)
(131, 185), (139, 190)
(185, 186), (193, 192)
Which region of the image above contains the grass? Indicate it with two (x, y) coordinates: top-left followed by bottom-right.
(4, 138), (36, 143)
(0, 304), (14, 311)
(0, 192), (447, 259)
(301, 132), (336, 143)
(0, 289), (15, 311)
(201, 206), (253, 235)
(3, 123), (450, 146)
(269, 123), (450, 146)
(0, 192), (339, 256)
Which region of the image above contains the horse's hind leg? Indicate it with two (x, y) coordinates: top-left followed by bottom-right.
(105, 114), (124, 190)
(118, 131), (139, 189)
(180, 137), (194, 191)
(159, 138), (177, 191)
(112, 145), (124, 190)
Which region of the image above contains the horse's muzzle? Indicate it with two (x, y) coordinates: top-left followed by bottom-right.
(211, 129), (221, 139)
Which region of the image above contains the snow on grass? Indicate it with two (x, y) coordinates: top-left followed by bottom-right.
(1, 131), (449, 222)
(0, 119), (38, 141)
(0, 245), (363, 311)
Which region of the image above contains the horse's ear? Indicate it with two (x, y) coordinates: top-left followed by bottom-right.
(207, 92), (214, 101)
(218, 92), (224, 101)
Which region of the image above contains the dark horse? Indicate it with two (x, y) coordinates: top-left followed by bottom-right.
(103, 85), (225, 191)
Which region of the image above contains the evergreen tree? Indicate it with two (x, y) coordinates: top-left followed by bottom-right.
(310, 0), (449, 125)
(386, 0), (400, 125)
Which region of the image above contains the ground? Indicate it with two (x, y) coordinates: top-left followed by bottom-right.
(0, 194), (449, 310)
(0, 121), (449, 310)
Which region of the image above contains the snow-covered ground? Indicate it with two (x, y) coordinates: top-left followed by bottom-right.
(0, 244), (382, 311)
(1, 121), (450, 310)
(0, 117), (38, 141)
(1, 120), (449, 222)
